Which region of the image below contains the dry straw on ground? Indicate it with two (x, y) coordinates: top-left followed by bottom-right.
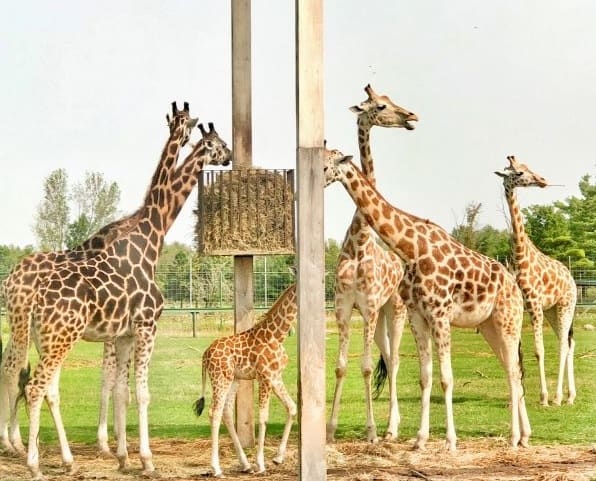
(195, 168), (295, 256)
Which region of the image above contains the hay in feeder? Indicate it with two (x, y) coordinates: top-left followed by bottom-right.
(195, 168), (295, 256)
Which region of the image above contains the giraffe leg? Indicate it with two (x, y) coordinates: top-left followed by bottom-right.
(327, 298), (353, 442)
(255, 380), (272, 473)
(0, 331), (28, 455)
(44, 367), (75, 472)
(131, 329), (155, 475)
(547, 304), (575, 405)
(431, 317), (457, 452)
(208, 379), (232, 477)
(528, 304), (548, 405)
(26, 346), (74, 481)
(376, 296), (406, 441)
(361, 305), (380, 443)
(409, 312), (432, 451)
(113, 337), (134, 470)
(271, 377), (296, 465)
(478, 317), (531, 448)
(221, 381), (252, 474)
(97, 341), (117, 457)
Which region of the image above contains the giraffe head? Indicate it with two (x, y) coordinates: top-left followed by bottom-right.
(166, 101), (199, 147)
(323, 140), (347, 164)
(494, 155), (549, 189)
(349, 84), (418, 130)
(192, 122), (232, 167)
(323, 152), (354, 187)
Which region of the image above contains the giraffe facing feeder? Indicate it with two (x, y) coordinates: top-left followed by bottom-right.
(495, 155), (577, 406)
(323, 153), (531, 451)
(0, 102), (197, 462)
(1, 103), (232, 480)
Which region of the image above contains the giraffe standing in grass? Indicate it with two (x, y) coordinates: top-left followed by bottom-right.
(194, 284), (297, 478)
(327, 85), (417, 443)
(495, 155), (577, 406)
(0, 103), (190, 458)
(2, 102), (231, 480)
(324, 154), (531, 451)
(96, 121), (233, 454)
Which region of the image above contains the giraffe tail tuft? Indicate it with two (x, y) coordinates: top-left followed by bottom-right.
(372, 354), (388, 400)
(16, 364), (31, 406)
(193, 397), (205, 417)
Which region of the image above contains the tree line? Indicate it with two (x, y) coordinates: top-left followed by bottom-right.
(1, 169), (594, 299)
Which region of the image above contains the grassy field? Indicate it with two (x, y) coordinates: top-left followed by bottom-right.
(2, 309), (595, 448)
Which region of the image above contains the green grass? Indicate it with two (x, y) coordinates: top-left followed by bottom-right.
(2, 310), (595, 447)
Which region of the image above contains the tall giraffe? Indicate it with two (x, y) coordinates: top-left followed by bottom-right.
(327, 85), (417, 443)
(324, 154), (531, 451)
(0, 102), (195, 459)
(96, 122), (232, 454)
(193, 284), (297, 478)
(495, 155), (577, 406)
(8, 107), (230, 481)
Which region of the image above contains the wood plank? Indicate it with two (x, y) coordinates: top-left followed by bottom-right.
(231, 0), (254, 448)
(295, 1), (325, 479)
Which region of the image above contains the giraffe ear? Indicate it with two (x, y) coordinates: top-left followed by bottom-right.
(494, 170), (508, 178)
(349, 105), (364, 114)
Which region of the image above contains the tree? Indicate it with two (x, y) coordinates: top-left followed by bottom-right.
(34, 169), (121, 251)
(0, 244), (35, 275)
(34, 168), (69, 250)
(451, 202), (482, 250)
(325, 238), (342, 303)
(70, 171), (121, 244)
(557, 174), (596, 267)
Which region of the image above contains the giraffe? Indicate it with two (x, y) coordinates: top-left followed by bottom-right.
(193, 284), (297, 478)
(96, 121), (232, 454)
(6, 105), (230, 481)
(324, 154), (531, 451)
(327, 84), (417, 443)
(0, 101), (195, 461)
(495, 155), (577, 406)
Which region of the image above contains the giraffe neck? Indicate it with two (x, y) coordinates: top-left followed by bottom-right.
(504, 185), (530, 263)
(337, 160), (429, 263)
(164, 146), (209, 233)
(357, 119), (375, 185)
(257, 284), (297, 343)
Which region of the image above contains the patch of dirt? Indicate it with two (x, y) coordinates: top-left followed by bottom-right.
(1, 438), (595, 481)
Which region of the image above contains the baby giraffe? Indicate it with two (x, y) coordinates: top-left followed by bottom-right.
(194, 284), (297, 477)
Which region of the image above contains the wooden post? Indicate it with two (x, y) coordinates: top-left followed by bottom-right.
(296, 1), (325, 480)
(231, 0), (254, 448)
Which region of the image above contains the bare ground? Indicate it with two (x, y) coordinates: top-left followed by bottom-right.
(2, 438), (596, 481)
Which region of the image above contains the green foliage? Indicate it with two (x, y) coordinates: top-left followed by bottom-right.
(5, 311), (596, 446)
(0, 244), (35, 274)
(33, 169), (120, 251)
(34, 168), (69, 250)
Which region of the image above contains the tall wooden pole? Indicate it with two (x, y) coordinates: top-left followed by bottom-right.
(296, 1), (325, 480)
(231, 0), (254, 448)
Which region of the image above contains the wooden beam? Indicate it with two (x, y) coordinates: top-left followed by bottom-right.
(231, 0), (254, 448)
(295, 1), (325, 480)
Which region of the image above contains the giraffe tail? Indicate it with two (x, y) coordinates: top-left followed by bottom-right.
(193, 357), (208, 417)
(372, 354), (388, 400)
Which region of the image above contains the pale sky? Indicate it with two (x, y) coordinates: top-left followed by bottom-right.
(1, 1), (594, 249)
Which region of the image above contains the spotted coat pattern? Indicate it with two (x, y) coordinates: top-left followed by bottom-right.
(327, 85), (417, 444)
(496, 155), (576, 406)
(325, 155), (531, 452)
(195, 284), (297, 477)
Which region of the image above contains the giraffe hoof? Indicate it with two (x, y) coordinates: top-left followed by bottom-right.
(142, 469), (161, 478)
(383, 432), (397, 442)
(272, 455), (284, 465)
